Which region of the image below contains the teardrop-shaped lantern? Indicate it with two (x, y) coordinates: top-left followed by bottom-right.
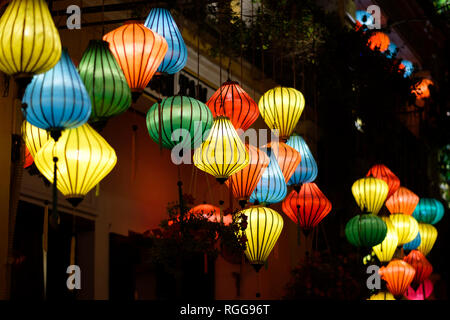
(24, 146), (34, 168)
(193, 116), (249, 183)
(249, 148), (287, 205)
(206, 80), (259, 132)
(144, 8), (187, 74)
(103, 21), (168, 99)
(389, 213), (419, 245)
(34, 124), (117, 206)
(345, 214), (387, 247)
(404, 279), (433, 300)
(385, 187), (419, 216)
(238, 206), (284, 271)
(413, 198), (445, 224)
(404, 232), (421, 251)
(0, 0), (61, 76)
(78, 40), (132, 125)
(368, 291), (395, 300)
(403, 250), (433, 286)
(372, 216), (398, 263)
(282, 183), (332, 231)
(226, 144), (270, 208)
(21, 120), (50, 158)
(258, 87), (305, 141)
(265, 141), (301, 184)
(417, 223), (437, 256)
(351, 177), (389, 214)
(379, 259), (415, 297)
(367, 31), (390, 52)
(146, 96), (213, 149)
(286, 134), (318, 188)
(22, 49), (92, 138)
(366, 164), (400, 200)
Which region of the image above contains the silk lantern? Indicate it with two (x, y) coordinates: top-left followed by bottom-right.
(404, 232), (421, 251)
(24, 146), (34, 168)
(144, 8), (187, 74)
(385, 187), (419, 216)
(413, 198), (445, 224)
(286, 134), (318, 189)
(368, 291), (395, 300)
(372, 216), (398, 263)
(403, 250), (433, 286)
(355, 10), (375, 29)
(385, 43), (398, 59)
(351, 177), (389, 214)
(264, 141), (301, 184)
(417, 223), (437, 256)
(400, 60), (414, 78)
(404, 279), (433, 300)
(389, 213), (419, 245)
(345, 214), (387, 247)
(366, 164), (400, 200)
(21, 120), (50, 158)
(367, 32), (390, 52)
(411, 79), (434, 100)
(188, 204), (232, 225)
(431, 204), (445, 225)
(379, 259), (415, 297)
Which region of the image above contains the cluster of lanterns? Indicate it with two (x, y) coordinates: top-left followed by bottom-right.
(344, 164), (444, 300)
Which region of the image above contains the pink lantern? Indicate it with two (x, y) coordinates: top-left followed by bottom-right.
(404, 279), (433, 300)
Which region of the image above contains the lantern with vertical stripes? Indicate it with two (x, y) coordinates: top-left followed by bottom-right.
(286, 134), (318, 189)
(368, 291), (395, 300)
(386, 187), (419, 216)
(367, 32), (390, 52)
(345, 214), (387, 247)
(21, 120), (50, 158)
(404, 232), (421, 251)
(366, 164), (400, 200)
(404, 279), (433, 300)
(372, 216), (398, 263)
(265, 141), (301, 184)
(403, 250), (433, 286)
(379, 259), (415, 297)
(413, 198), (445, 224)
(144, 8), (187, 74)
(417, 223), (437, 256)
(389, 213), (419, 245)
(351, 177), (389, 214)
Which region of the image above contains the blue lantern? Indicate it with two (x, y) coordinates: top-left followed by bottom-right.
(385, 43), (398, 59)
(144, 8), (187, 74)
(249, 147), (287, 205)
(403, 232), (421, 251)
(355, 10), (375, 28)
(22, 49), (91, 139)
(400, 60), (414, 78)
(286, 134), (318, 188)
(413, 198), (445, 224)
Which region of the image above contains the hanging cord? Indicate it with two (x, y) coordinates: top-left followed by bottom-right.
(197, 19), (201, 99)
(101, 0), (105, 36)
(251, 0), (256, 98)
(240, 0), (244, 85)
(52, 157), (59, 224)
(255, 271), (261, 298)
(42, 201), (49, 300)
(296, 205), (301, 245)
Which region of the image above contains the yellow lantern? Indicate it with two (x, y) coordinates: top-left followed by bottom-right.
(368, 291), (396, 300)
(373, 216), (399, 262)
(417, 223), (437, 256)
(21, 120), (50, 158)
(34, 124), (117, 206)
(0, 0), (62, 77)
(258, 87), (305, 141)
(239, 206), (284, 271)
(193, 116), (249, 183)
(351, 177), (389, 214)
(389, 213), (419, 245)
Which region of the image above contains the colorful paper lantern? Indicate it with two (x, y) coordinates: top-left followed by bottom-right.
(345, 214), (387, 247)
(286, 134), (318, 188)
(367, 32), (390, 52)
(411, 79), (433, 100)
(146, 96), (213, 149)
(404, 232), (421, 251)
(258, 87), (305, 141)
(413, 198), (445, 224)
(385, 43), (398, 59)
(385, 187), (419, 216)
(379, 259), (415, 297)
(351, 177), (389, 214)
(21, 120), (50, 158)
(24, 146), (34, 168)
(368, 291), (395, 300)
(193, 116), (249, 183)
(403, 250), (433, 286)
(400, 60), (414, 78)
(355, 10), (375, 29)
(366, 164), (400, 200)
(144, 8), (187, 74)
(404, 279), (433, 300)
(34, 124), (117, 207)
(389, 213), (419, 245)
(372, 216), (398, 263)
(431, 205), (445, 225)
(239, 206), (284, 271)
(264, 141), (301, 184)
(188, 204), (232, 225)
(417, 223), (437, 256)
(0, 0), (61, 76)
(78, 40), (132, 125)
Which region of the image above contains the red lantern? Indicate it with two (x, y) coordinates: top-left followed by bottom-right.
(188, 204), (232, 225)
(385, 186), (419, 215)
(366, 164), (400, 200)
(403, 250), (433, 286)
(367, 32), (390, 52)
(24, 146), (33, 168)
(206, 80), (259, 132)
(265, 141), (301, 183)
(379, 259), (415, 297)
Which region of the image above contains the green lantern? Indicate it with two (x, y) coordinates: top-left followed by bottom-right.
(345, 214), (387, 247)
(78, 40), (132, 126)
(146, 96), (213, 149)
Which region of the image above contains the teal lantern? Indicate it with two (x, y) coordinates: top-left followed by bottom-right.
(345, 214), (387, 247)
(404, 232), (421, 251)
(413, 198), (445, 224)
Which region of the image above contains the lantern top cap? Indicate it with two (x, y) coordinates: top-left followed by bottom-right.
(123, 20), (145, 25)
(222, 79), (240, 86)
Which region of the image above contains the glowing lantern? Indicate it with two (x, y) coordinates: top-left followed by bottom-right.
(264, 141), (301, 184)
(355, 10), (375, 30)
(103, 21), (168, 99)
(21, 120), (50, 158)
(367, 32), (390, 52)
(379, 259), (415, 297)
(239, 206), (284, 271)
(258, 87), (305, 141)
(249, 148), (287, 205)
(144, 8), (187, 74)
(22, 49), (92, 139)
(286, 134), (318, 188)
(372, 216), (398, 263)
(206, 80), (259, 132)
(399, 60), (414, 78)
(193, 116), (249, 183)
(365, 164), (400, 200)
(389, 213), (419, 245)
(385, 187), (419, 216)
(417, 223), (437, 256)
(345, 214), (387, 247)
(78, 40), (132, 125)
(34, 124), (117, 207)
(404, 279), (433, 300)
(226, 144), (270, 208)
(385, 43), (398, 59)
(368, 291), (395, 300)
(146, 96), (213, 149)
(351, 177), (389, 214)
(282, 183), (332, 231)
(404, 232), (421, 251)
(24, 146), (34, 168)
(0, 0), (61, 76)
(188, 204), (232, 225)
(413, 198), (445, 224)
(403, 250), (433, 286)
(411, 79), (433, 100)
(431, 205), (445, 225)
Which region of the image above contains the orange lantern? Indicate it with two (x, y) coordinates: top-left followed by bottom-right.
(188, 203), (232, 225)
(264, 141), (301, 183)
(366, 164), (400, 200)
(226, 143), (270, 208)
(379, 259), (416, 297)
(367, 32), (390, 52)
(411, 79), (433, 100)
(385, 187), (419, 215)
(24, 146), (33, 168)
(403, 250), (433, 286)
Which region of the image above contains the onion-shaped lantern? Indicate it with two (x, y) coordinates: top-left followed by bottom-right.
(403, 250), (433, 286)
(351, 177), (389, 214)
(103, 21), (168, 100)
(206, 80), (259, 132)
(282, 183), (332, 231)
(265, 141), (301, 184)
(193, 116), (249, 183)
(367, 32), (390, 52)
(400, 60), (414, 78)
(24, 146), (34, 168)
(404, 232), (421, 251)
(146, 96), (213, 149)
(368, 291), (395, 300)
(366, 164), (400, 200)
(144, 8), (187, 74)
(0, 0), (61, 77)
(34, 124), (117, 207)
(21, 120), (50, 158)
(238, 206), (284, 271)
(286, 134), (318, 189)
(345, 214), (387, 247)
(22, 49), (92, 140)
(226, 144), (270, 208)
(389, 213), (419, 245)
(413, 198), (445, 224)
(417, 223), (437, 256)
(404, 279), (433, 300)
(379, 259), (415, 298)
(385, 187), (419, 216)
(78, 40), (132, 125)
(188, 204), (232, 225)
(372, 216), (398, 263)
(258, 87), (305, 141)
